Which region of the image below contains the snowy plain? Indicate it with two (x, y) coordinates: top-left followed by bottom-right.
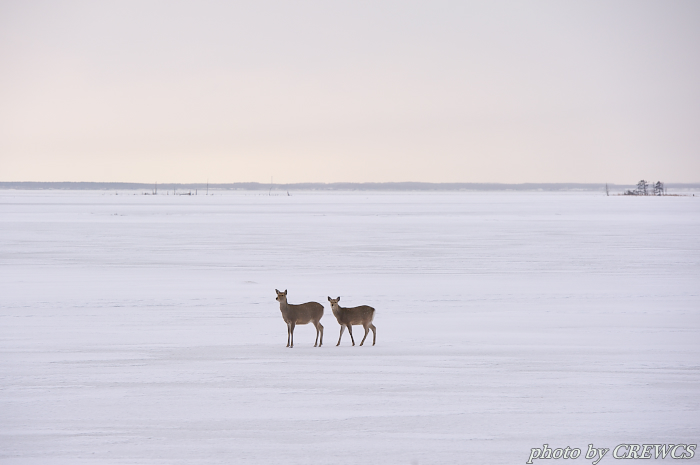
(1, 190), (699, 465)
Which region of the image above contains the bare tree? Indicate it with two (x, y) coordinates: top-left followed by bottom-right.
(636, 180), (648, 196)
(654, 181), (664, 196)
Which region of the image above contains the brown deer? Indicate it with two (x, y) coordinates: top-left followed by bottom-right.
(275, 289), (324, 348)
(327, 297), (376, 346)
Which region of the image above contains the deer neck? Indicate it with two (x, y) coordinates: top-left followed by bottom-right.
(279, 299), (291, 315)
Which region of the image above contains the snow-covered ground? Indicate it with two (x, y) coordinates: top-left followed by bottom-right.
(1, 190), (698, 464)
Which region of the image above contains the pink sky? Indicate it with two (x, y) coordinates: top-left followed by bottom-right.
(1, 1), (699, 183)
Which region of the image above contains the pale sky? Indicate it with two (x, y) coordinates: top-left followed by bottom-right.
(1, 1), (699, 183)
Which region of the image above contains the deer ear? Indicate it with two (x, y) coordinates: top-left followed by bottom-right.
(337, 296), (340, 301)
(327, 296), (331, 301)
(275, 289), (280, 294)
(284, 289), (287, 295)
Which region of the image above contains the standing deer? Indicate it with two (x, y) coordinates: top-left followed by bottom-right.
(327, 297), (376, 346)
(275, 289), (324, 348)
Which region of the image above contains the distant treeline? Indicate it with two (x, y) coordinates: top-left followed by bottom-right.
(1, 181), (699, 192)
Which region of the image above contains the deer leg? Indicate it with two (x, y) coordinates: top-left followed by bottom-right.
(370, 324), (376, 346)
(336, 325), (345, 346)
(360, 324), (369, 346)
(347, 325), (355, 346)
(286, 323), (291, 347)
(313, 322), (320, 347)
(289, 322), (295, 348)
(318, 322), (323, 347)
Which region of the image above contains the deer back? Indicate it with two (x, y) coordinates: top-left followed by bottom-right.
(334, 305), (375, 326)
(283, 301), (324, 325)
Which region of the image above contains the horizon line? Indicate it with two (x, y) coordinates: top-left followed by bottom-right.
(2, 181), (700, 192)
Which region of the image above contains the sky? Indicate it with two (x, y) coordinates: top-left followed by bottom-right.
(1, 1), (699, 184)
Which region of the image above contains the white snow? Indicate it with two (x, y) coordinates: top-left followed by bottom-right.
(1, 190), (699, 464)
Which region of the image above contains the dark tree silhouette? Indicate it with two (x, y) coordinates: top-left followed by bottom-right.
(654, 181), (664, 196)
(636, 180), (649, 196)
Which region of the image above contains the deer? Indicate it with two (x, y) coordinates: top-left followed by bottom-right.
(275, 289), (324, 348)
(327, 296), (376, 346)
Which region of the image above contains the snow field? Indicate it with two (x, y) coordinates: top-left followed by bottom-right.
(1, 190), (699, 464)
